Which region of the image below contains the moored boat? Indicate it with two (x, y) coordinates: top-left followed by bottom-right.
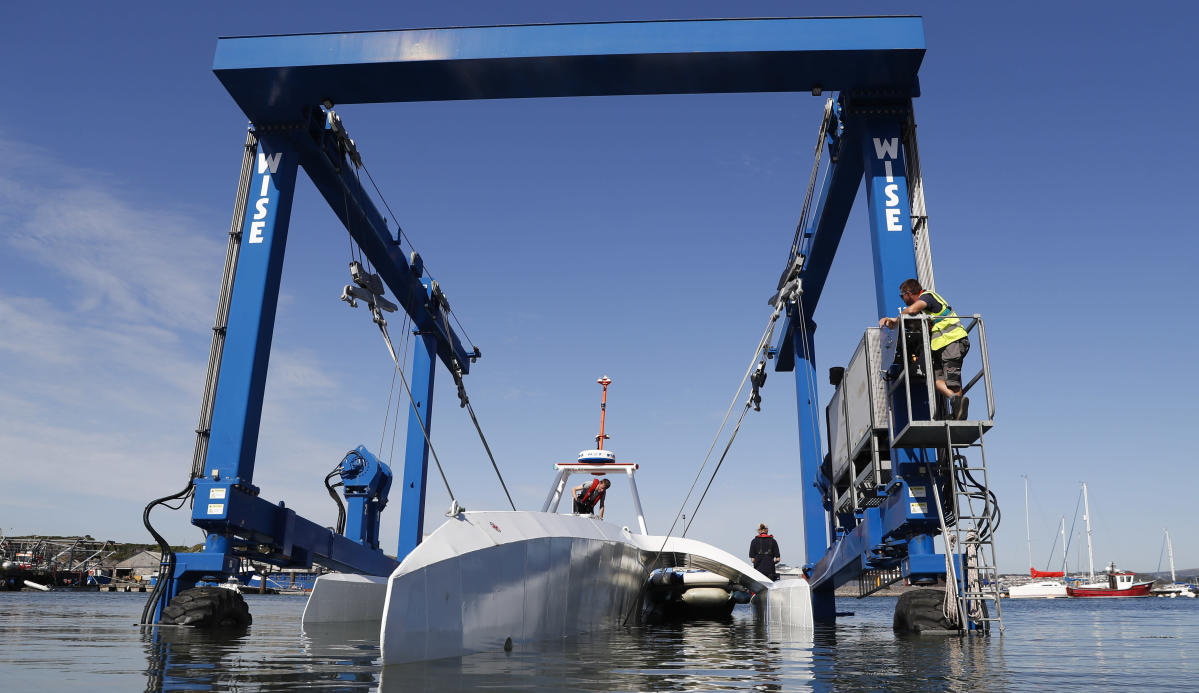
(1066, 563), (1152, 598)
(1007, 577), (1067, 599)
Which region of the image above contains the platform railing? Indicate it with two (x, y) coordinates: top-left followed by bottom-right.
(886, 313), (994, 427)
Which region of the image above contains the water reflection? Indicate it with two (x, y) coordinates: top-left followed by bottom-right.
(805, 617), (1008, 692)
(141, 602), (384, 691)
(143, 626), (250, 692)
(141, 604), (1013, 691)
(377, 611), (815, 692)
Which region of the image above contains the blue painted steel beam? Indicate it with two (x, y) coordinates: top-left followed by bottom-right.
(213, 18), (924, 121)
(790, 320), (830, 568)
(284, 116), (473, 376)
(204, 134), (300, 485)
(774, 128), (865, 372)
(397, 334), (437, 559)
(189, 479), (398, 575)
(860, 117), (918, 319)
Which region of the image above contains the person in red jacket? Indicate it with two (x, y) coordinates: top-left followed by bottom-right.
(572, 478), (611, 518)
(749, 523), (781, 580)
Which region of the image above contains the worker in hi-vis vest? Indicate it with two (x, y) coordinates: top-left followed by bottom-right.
(879, 278), (971, 420)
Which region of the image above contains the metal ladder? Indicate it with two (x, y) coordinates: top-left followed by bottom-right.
(938, 421), (1003, 633)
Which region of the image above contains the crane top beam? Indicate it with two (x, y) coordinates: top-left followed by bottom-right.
(213, 17), (925, 122)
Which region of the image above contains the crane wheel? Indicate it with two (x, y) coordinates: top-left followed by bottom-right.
(893, 589), (957, 633)
(160, 587), (252, 628)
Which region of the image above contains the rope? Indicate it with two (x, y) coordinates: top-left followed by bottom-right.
(682, 402), (752, 536)
(387, 321), (414, 464)
(378, 361), (400, 455)
(788, 98), (834, 263)
(929, 469), (964, 627)
(794, 292), (823, 467)
(375, 320), (456, 503)
(622, 295), (795, 626)
(358, 160), (480, 354)
(462, 396), (517, 511)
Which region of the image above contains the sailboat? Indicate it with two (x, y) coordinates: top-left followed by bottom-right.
(1006, 476), (1067, 599)
(1065, 483), (1152, 598)
(1150, 529), (1196, 598)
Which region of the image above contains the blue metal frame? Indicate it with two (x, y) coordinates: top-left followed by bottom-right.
(157, 16), (939, 622)
(397, 334), (437, 558)
(203, 134), (299, 488)
(213, 18), (924, 121)
(774, 96), (955, 610)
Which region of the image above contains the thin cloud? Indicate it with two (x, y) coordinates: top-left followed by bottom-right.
(0, 136), (352, 542)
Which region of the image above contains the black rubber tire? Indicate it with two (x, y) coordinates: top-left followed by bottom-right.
(160, 587), (252, 628)
(893, 588), (958, 633)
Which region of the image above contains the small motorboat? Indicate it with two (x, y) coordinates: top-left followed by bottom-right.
(1066, 563), (1153, 598)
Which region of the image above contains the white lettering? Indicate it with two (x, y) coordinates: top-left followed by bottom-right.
(883, 159), (894, 183)
(884, 183), (900, 206)
(257, 152), (282, 175)
(249, 220), (266, 244)
(249, 154), (282, 244)
(873, 137), (899, 160)
(886, 208), (902, 231)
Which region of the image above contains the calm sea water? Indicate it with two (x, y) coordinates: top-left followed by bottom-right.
(1, 591), (1196, 691)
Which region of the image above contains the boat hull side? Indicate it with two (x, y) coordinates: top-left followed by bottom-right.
(381, 535), (644, 663)
(763, 577), (815, 632)
(1007, 581), (1068, 599)
(302, 573), (390, 624)
(1067, 582), (1153, 598)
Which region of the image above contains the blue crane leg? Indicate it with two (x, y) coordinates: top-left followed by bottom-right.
(790, 318), (836, 619)
(203, 134), (299, 486)
(396, 333), (437, 559)
(859, 118), (918, 318)
(859, 115), (944, 583)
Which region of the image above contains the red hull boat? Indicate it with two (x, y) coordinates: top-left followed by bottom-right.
(1066, 563), (1153, 598)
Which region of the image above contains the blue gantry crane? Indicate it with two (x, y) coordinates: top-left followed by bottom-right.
(769, 93), (1002, 631)
(143, 16), (999, 632)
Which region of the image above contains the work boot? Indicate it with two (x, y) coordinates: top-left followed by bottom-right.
(955, 396), (970, 421)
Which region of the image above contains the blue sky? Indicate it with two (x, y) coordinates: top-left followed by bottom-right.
(2, 1), (1195, 576)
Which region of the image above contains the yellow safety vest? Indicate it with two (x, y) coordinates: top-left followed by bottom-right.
(919, 290), (968, 350)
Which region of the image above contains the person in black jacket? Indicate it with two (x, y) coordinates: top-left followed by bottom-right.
(749, 523), (781, 580)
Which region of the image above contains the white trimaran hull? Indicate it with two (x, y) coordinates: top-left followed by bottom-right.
(303, 510), (812, 663)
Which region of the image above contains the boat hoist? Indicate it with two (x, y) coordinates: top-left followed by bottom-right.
(139, 15), (1001, 635)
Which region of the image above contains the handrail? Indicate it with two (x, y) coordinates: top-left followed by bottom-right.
(885, 313), (995, 424)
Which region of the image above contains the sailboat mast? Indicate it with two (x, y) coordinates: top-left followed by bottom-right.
(1059, 516), (1068, 576)
(1024, 475), (1033, 571)
(1082, 482), (1095, 580)
(1167, 528), (1177, 583)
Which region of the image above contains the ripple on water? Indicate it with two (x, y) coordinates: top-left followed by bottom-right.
(1, 590), (1197, 691)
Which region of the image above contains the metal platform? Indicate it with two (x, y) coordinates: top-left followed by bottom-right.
(891, 420), (992, 447)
